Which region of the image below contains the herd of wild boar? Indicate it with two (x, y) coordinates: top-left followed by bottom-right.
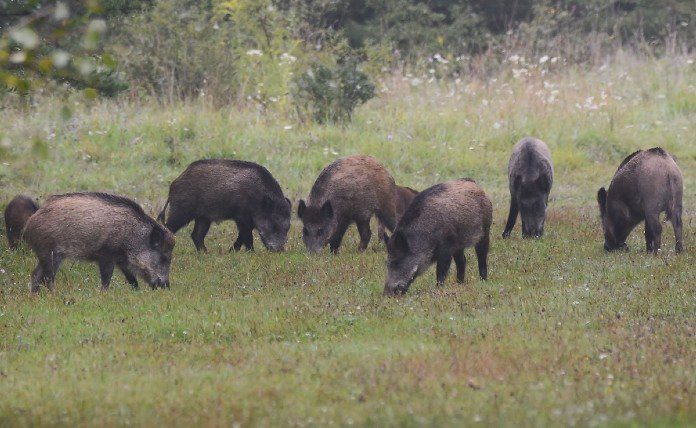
(3, 138), (685, 295)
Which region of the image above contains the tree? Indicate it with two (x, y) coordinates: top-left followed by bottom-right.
(0, 1), (126, 99)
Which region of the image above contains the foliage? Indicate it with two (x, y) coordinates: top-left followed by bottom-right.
(292, 53), (375, 123)
(0, 1), (126, 99)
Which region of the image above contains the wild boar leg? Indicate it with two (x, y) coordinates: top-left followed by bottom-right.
(453, 250), (466, 283)
(232, 218), (253, 251)
(644, 214), (662, 254)
(118, 262), (139, 289)
(356, 219), (372, 252)
(31, 253), (63, 293)
(502, 198), (518, 238)
(435, 250), (453, 285)
(475, 234), (489, 280)
(671, 211), (683, 253)
(98, 259), (115, 290)
(377, 222), (387, 244)
(328, 219), (351, 254)
(191, 218), (211, 252)
(30, 264), (45, 293)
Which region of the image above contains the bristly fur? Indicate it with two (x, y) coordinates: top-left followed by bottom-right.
(50, 192), (160, 228)
(184, 159), (284, 195)
(309, 158), (343, 198)
(617, 150), (642, 172)
(397, 183), (448, 228)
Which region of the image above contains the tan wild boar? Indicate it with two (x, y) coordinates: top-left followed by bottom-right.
(378, 185), (419, 243)
(298, 155), (398, 253)
(24, 192), (175, 293)
(158, 159), (291, 252)
(4, 195), (38, 249)
(384, 178), (492, 295)
(597, 147), (683, 253)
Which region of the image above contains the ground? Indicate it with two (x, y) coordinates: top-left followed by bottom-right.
(0, 53), (694, 426)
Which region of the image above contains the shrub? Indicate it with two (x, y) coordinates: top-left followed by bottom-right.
(291, 53), (375, 123)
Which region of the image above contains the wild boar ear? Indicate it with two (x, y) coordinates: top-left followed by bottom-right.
(261, 195), (274, 213)
(391, 231), (409, 253)
(597, 187), (607, 214)
(150, 226), (166, 250)
(321, 201), (333, 219)
(297, 200), (306, 219)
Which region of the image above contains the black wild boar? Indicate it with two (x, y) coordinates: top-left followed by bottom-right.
(23, 192), (175, 293)
(4, 195), (38, 249)
(384, 178), (492, 295)
(597, 147), (683, 254)
(298, 155), (398, 253)
(378, 185), (419, 243)
(158, 159), (291, 252)
(502, 137), (553, 238)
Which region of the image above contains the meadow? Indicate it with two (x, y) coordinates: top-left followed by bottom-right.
(0, 52), (694, 426)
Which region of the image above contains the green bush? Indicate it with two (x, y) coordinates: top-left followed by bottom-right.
(291, 54), (375, 123)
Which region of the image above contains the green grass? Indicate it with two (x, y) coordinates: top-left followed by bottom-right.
(0, 53), (694, 426)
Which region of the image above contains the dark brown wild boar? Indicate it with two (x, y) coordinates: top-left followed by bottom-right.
(597, 147), (683, 254)
(158, 159), (291, 252)
(384, 178), (492, 295)
(23, 192), (175, 293)
(4, 195), (38, 249)
(378, 185), (418, 243)
(502, 137), (553, 238)
(298, 155), (398, 253)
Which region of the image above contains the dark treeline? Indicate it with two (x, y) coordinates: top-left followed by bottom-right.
(1, 0), (694, 110)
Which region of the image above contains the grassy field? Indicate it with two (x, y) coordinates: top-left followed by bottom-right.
(0, 53), (694, 426)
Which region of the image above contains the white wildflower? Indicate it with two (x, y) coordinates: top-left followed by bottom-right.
(246, 49), (263, 57)
(279, 52), (297, 64)
(508, 54), (520, 64)
(539, 55), (549, 64)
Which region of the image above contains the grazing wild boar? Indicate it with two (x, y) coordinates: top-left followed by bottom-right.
(384, 178), (492, 296)
(597, 147), (683, 254)
(502, 137), (553, 238)
(378, 185), (419, 243)
(4, 195), (39, 249)
(158, 159), (291, 252)
(298, 155), (398, 254)
(23, 192), (175, 293)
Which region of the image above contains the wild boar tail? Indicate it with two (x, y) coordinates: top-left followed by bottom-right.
(157, 199), (169, 224)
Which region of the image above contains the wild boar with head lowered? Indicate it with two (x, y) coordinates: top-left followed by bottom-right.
(378, 185), (419, 243)
(158, 159), (291, 252)
(298, 155), (398, 254)
(23, 192), (175, 293)
(5, 194), (38, 249)
(597, 147), (683, 254)
(502, 137), (553, 238)
(384, 178), (492, 296)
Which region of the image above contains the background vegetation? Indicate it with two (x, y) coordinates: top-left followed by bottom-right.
(0, 0), (694, 426)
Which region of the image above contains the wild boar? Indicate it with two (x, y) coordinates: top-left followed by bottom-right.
(158, 159), (291, 252)
(384, 178), (492, 295)
(298, 155), (398, 253)
(597, 147), (683, 253)
(378, 185), (419, 243)
(23, 192), (175, 293)
(502, 137), (553, 238)
(4, 195), (38, 249)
